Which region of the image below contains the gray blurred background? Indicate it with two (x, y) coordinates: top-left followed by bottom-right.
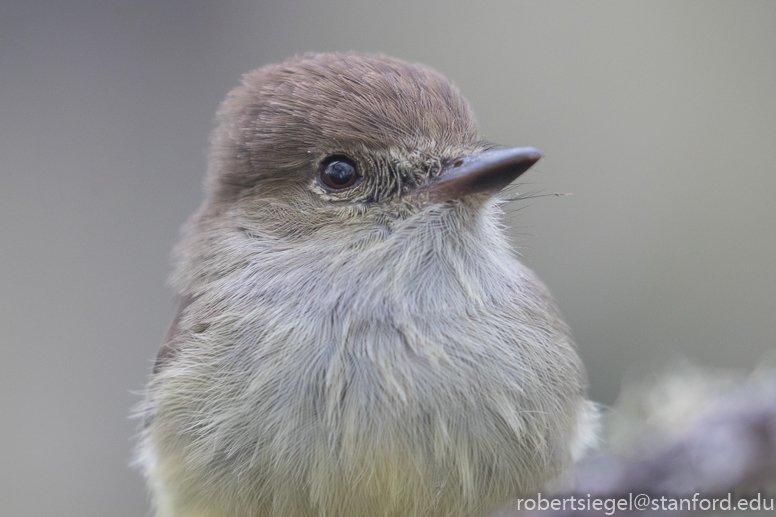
(2, 1), (774, 515)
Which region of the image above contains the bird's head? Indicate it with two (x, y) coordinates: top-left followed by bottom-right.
(201, 52), (542, 251)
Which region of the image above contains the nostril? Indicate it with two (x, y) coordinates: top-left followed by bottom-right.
(453, 160), (463, 168)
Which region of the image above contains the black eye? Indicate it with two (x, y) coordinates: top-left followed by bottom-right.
(318, 154), (361, 190)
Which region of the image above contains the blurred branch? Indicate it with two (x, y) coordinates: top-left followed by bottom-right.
(512, 372), (776, 516)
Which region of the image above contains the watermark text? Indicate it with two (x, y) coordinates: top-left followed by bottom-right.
(515, 493), (774, 514)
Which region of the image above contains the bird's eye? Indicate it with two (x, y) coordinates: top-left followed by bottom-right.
(318, 154), (361, 190)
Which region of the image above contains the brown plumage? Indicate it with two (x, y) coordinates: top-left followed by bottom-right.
(214, 55), (476, 188)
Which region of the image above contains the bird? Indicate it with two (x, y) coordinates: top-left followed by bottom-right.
(136, 52), (598, 517)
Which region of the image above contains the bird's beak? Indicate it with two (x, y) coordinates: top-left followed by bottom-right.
(426, 147), (544, 203)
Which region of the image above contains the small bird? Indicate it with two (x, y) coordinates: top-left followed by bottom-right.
(137, 52), (597, 517)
